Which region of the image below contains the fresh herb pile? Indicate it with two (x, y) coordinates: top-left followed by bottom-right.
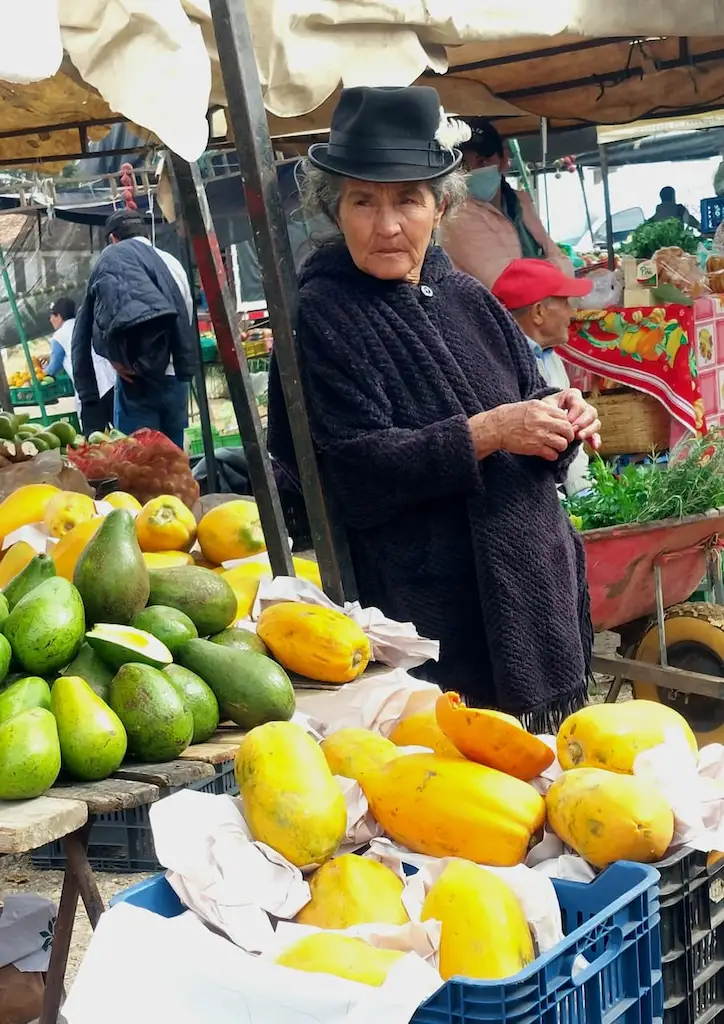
(565, 431), (724, 531)
(620, 217), (700, 259)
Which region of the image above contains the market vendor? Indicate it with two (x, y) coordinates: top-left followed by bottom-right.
(491, 259), (592, 496)
(441, 119), (573, 289)
(268, 85), (601, 729)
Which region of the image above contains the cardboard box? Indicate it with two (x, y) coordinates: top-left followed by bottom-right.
(624, 287), (654, 307)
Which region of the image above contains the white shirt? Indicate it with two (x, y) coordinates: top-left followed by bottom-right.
(132, 237), (193, 376)
(525, 336), (591, 497)
(53, 317), (116, 404)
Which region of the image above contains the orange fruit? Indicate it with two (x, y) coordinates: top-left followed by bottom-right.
(136, 495), (196, 552)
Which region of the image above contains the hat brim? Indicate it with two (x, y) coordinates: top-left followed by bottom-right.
(307, 144), (462, 182)
(552, 277), (595, 299)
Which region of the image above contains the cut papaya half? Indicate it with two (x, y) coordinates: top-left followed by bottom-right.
(86, 624), (172, 671)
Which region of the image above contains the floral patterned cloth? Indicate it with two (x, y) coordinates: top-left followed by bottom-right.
(561, 303), (705, 435)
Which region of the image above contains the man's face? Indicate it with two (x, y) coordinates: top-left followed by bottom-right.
(49, 312), (61, 330)
(536, 295), (574, 348)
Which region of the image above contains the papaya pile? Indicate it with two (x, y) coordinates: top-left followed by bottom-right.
(232, 694), (694, 990)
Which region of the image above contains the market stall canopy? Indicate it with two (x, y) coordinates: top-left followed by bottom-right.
(6, 1), (724, 167)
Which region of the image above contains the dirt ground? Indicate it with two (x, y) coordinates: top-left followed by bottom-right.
(0, 631), (627, 996)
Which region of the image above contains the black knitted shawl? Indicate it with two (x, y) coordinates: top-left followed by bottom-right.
(268, 242), (591, 731)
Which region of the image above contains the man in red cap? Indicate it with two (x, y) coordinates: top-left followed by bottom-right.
(492, 258), (594, 495)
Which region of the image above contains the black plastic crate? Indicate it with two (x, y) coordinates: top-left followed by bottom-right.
(31, 759), (238, 873)
(658, 847), (724, 1024)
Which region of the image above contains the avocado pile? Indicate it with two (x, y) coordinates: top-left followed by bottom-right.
(0, 410), (85, 458)
(0, 508), (295, 801)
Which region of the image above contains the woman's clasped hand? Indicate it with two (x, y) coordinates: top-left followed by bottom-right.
(469, 389), (600, 462)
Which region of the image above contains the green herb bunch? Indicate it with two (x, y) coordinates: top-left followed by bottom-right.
(620, 217), (700, 259)
(566, 430), (724, 531)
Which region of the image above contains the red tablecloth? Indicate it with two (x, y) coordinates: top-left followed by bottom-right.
(562, 303), (705, 436)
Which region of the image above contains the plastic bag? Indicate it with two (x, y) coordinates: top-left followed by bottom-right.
(67, 429), (199, 508)
(655, 246), (711, 298)
(0, 449), (93, 505)
(577, 268), (623, 309)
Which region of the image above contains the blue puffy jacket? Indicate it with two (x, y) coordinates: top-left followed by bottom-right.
(72, 238), (197, 403)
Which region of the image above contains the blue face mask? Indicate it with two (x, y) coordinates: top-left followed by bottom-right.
(467, 165), (502, 203)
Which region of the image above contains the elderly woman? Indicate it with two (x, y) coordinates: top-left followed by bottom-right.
(268, 86), (600, 730)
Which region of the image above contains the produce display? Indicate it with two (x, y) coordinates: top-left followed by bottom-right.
(0, 411), (83, 460)
(566, 432), (724, 531)
(0, 491), (328, 798)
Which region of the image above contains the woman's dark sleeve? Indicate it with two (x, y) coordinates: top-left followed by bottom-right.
(268, 304), (479, 531)
(481, 288), (582, 478)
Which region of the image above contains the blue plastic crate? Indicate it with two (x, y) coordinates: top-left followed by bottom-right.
(701, 197), (724, 234)
(113, 861), (662, 1024)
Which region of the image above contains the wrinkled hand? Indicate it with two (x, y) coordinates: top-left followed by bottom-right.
(545, 388), (601, 450)
(470, 400), (575, 462)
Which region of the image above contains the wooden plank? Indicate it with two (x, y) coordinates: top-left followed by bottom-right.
(177, 742), (237, 764)
(0, 796), (87, 855)
(113, 759), (215, 789)
(44, 779), (160, 815)
(592, 653), (724, 700)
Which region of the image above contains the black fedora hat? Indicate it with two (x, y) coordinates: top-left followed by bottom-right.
(308, 86), (469, 183)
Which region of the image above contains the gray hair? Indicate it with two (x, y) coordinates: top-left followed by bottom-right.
(297, 159), (468, 225)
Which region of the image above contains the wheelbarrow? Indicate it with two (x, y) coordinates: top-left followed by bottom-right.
(583, 510), (724, 745)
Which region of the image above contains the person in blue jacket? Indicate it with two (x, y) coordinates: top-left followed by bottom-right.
(72, 210), (197, 449)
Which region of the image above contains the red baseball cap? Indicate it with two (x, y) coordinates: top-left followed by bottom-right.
(491, 258), (592, 310)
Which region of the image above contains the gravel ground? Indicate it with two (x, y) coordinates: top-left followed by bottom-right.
(0, 629), (629, 995)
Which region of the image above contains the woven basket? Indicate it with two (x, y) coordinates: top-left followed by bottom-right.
(589, 387), (670, 457)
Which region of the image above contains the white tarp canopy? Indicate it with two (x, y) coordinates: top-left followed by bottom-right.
(5, 1), (724, 165)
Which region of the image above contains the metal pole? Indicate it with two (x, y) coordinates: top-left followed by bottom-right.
(598, 143), (615, 270)
(654, 563), (668, 667)
(0, 245), (47, 422)
(0, 349), (12, 412)
(177, 216), (219, 494)
(208, 0), (352, 604)
(577, 164), (594, 240)
(169, 156), (293, 578)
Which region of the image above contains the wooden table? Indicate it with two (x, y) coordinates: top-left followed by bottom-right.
(0, 755), (220, 1024)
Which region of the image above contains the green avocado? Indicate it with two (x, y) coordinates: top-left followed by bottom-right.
(0, 707), (61, 799)
(110, 663), (194, 762)
(176, 638), (295, 730)
(3, 553), (56, 611)
(51, 674), (127, 781)
(209, 626), (268, 657)
(4, 577), (85, 676)
(148, 566), (237, 637)
(131, 605), (198, 655)
(0, 676), (51, 725)
(86, 624), (172, 671)
(74, 509), (150, 625)
(164, 664), (220, 744)
(63, 643), (115, 702)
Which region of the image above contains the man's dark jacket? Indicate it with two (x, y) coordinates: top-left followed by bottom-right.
(72, 238), (197, 403)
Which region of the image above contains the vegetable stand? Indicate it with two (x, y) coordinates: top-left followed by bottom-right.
(583, 511), (724, 742)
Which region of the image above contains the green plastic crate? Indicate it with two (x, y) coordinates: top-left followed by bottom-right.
(11, 371), (74, 406)
(184, 424), (242, 457)
(25, 411), (81, 432)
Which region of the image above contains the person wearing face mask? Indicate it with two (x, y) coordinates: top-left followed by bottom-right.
(492, 259), (592, 496)
(441, 119), (573, 289)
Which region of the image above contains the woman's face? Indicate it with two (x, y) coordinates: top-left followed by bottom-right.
(337, 179), (443, 282)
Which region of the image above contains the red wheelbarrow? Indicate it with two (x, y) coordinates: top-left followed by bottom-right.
(582, 510), (724, 744)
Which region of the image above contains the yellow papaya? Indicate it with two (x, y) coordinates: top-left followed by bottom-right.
(257, 602), (371, 684)
(0, 483), (59, 541)
(360, 753), (545, 866)
(276, 933), (404, 986)
(295, 854), (408, 929)
(0, 541), (36, 589)
(389, 708), (464, 758)
(321, 728), (399, 783)
(557, 700), (697, 774)
(436, 692), (554, 780)
(421, 860), (534, 980)
(235, 721), (347, 867)
(545, 767), (674, 868)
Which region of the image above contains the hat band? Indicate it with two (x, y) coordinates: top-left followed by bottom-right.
(327, 131), (448, 168)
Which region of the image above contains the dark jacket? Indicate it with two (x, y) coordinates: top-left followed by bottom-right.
(268, 242), (591, 731)
(72, 238), (197, 403)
